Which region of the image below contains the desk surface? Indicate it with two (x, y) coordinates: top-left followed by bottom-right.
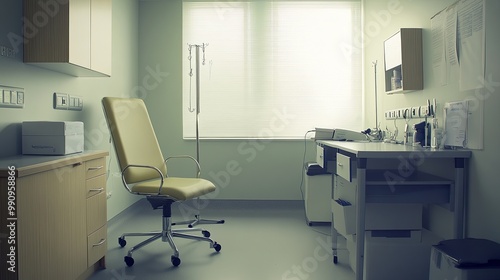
(317, 140), (472, 159)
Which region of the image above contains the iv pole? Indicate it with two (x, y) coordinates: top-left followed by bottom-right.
(182, 43), (225, 228)
(367, 60), (383, 141)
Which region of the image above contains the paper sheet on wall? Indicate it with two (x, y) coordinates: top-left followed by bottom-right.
(431, 2), (459, 86)
(444, 101), (468, 148)
(445, 4), (459, 67)
(430, 0), (484, 91)
(443, 99), (483, 149)
(431, 11), (447, 86)
(457, 0), (485, 91)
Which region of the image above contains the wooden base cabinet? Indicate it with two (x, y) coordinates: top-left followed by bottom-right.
(0, 151), (108, 280)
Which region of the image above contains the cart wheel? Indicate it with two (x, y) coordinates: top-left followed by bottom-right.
(118, 237), (126, 247)
(124, 256), (135, 267)
(213, 242), (222, 252)
(171, 255), (181, 266)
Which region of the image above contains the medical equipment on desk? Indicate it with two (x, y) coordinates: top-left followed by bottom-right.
(382, 118), (402, 144)
(315, 128), (369, 141)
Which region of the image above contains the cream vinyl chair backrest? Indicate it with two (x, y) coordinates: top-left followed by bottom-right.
(102, 97), (167, 184)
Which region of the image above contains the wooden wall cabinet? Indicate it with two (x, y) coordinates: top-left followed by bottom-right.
(23, 0), (112, 77)
(383, 28), (423, 94)
(0, 151), (108, 280)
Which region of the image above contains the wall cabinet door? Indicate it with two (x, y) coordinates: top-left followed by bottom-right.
(383, 28), (423, 94)
(90, 0), (112, 75)
(23, 0), (112, 77)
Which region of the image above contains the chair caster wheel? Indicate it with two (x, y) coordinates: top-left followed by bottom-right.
(124, 256), (135, 267)
(213, 242), (222, 252)
(118, 237), (126, 247)
(202, 230), (211, 238)
(171, 256), (181, 266)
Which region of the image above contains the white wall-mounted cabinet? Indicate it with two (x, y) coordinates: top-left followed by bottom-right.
(23, 0), (112, 77)
(383, 28), (423, 94)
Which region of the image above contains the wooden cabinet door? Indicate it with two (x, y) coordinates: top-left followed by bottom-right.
(17, 163), (87, 280)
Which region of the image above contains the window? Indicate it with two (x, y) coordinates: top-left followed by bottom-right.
(183, 1), (362, 139)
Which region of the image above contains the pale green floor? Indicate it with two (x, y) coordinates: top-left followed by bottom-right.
(87, 199), (354, 280)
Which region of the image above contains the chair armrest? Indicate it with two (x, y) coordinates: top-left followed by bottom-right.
(122, 164), (165, 195)
(164, 155), (201, 178)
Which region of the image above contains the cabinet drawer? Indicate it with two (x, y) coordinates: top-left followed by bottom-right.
(86, 174), (106, 198)
(316, 144), (337, 173)
(316, 145), (325, 168)
(336, 153), (351, 181)
(332, 198), (355, 236)
(87, 190), (107, 234)
(85, 157), (106, 179)
(88, 225), (107, 267)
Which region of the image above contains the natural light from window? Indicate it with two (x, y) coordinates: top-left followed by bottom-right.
(183, 1), (362, 139)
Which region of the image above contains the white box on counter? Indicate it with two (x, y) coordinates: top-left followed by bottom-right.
(22, 121), (84, 155)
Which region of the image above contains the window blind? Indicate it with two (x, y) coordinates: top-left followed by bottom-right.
(182, 1), (362, 139)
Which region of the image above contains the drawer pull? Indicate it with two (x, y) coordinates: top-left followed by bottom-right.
(88, 166), (104, 171)
(89, 188), (104, 193)
(92, 238), (106, 247)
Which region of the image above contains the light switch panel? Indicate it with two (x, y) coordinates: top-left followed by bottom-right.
(0, 86), (24, 108)
(68, 95), (83, 111)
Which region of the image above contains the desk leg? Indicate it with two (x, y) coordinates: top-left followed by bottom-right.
(355, 159), (367, 280)
(331, 173), (339, 263)
(454, 158), (466, 239)
(332, 218), (339, 264)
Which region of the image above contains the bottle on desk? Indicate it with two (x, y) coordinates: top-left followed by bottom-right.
(430, 118), (443, 149)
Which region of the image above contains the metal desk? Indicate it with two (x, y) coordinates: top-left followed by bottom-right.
(316, 141), (471, 280)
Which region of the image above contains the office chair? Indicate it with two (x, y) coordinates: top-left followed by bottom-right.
(102, 97), (221, 267)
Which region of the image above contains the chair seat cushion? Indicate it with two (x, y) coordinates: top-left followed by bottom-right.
(130, 177), (216, 201)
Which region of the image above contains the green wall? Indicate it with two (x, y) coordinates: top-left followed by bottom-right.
(0, 0), (142, 219)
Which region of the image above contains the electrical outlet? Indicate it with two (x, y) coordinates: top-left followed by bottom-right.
(397, 109), (404, 119)
(54, 92), (69, 109)
(0, 45), (16, 58)
(420, 105), (429, 117)
(17, 91), (24, 105)
(411, 107), (419, 118)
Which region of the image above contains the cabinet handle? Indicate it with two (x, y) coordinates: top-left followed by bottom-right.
(337, 163), (343, 167)
(92, 238), (106, 247)
(88, 166), (104, 171)
(89, 188), (104, 193)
